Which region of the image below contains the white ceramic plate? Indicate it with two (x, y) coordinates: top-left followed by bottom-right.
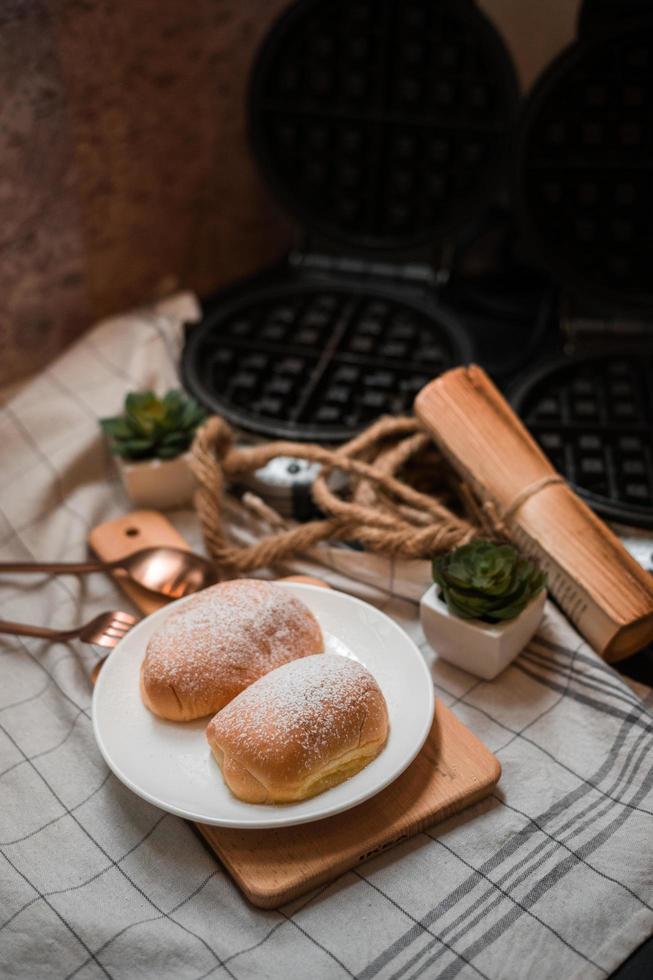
(92, 583), (434, 829)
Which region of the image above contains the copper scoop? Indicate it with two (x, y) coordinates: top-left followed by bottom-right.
(0, 547), (218, 599)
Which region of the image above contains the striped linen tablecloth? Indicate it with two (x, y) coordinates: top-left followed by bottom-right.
(1, 297), (652, 980)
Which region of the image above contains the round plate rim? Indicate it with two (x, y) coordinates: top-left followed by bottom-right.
(92, 582), (435, 829)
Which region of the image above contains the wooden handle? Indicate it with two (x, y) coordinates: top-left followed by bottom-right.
(89, 511), (191, 615)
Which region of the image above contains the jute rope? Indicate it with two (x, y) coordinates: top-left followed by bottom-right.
(480, 474), (567, 537)
(189, 415), (477, 574)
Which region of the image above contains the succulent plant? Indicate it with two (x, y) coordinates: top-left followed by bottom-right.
(432, 540), (546, 624)
(100, 390), (206, 462)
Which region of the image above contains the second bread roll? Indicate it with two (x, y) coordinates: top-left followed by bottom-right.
(141, 580), (323, 721)
(206, 654), (389, 803)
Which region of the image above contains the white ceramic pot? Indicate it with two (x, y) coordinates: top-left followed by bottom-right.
(419, 585), (546, 680)
(117, 452), (196, 510)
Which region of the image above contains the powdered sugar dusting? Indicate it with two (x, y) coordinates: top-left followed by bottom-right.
(142, 580), (323, 713)
(208, 654), (385, 774)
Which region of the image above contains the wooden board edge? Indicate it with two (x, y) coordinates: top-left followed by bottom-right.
(199, 758), (501, 910)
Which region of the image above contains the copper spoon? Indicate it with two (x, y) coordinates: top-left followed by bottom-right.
(0, 547), (218, 599)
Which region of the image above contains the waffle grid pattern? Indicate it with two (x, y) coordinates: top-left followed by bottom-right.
(519, 27), (653, 310)
(184, 286), (461, 440)
(250, 0), (517, 248)
(516, 355), (653, 525)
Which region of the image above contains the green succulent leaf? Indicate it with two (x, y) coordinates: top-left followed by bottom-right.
(160, 431), (190, 447)
(156, 446), (184, 459)
(126, 390), (157, 416)
(163, 389), (183, 411)
(111, 438), (157, 460)
(432, 540), (546, 624)
(99, 417), (133, 439)
(182, 397), (205, 427)
(100, 388), (206, 461)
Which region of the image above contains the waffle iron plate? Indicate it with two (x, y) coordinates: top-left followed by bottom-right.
(183, 280), (470, 442)
(512, 354), (653, 527)
(516, 24), (653, 313)
(249, 0), (519, 250)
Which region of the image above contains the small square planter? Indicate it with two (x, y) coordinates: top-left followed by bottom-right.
(419, 585), (546, 680)
(117, 452), (196, 510)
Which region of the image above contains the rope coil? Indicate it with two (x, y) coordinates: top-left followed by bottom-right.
(189, 415), (477, 575)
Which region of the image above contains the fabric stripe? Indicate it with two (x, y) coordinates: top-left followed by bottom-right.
(521, 649), (647, 715)
(1, 851), (111, 980)
(514, 662), (653, 733)
(0, 718), (227, 977)
(411, 754), (653, 980)
(354, 870), (491, 980)
(432, 677), (653, 816)
(360, 706), (652, 979)
(493, 796), (652, 911)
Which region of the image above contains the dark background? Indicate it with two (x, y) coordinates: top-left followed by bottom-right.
(0, 0), (576, 386)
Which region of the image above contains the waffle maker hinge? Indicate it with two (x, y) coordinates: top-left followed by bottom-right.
(562, 308), (653, 356)
(288, 237), (440, 288)
(287, 229), (460, 302)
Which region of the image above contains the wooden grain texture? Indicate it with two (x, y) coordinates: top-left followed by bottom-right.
(88, 509), (191, 615)
(88, 510), (501, 909)
(197, 700), (501, 908)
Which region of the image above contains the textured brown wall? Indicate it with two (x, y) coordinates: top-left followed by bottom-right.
(1, 0), (579, 385)
(480, 0), (579, 90)
(1, 0), (292, 384)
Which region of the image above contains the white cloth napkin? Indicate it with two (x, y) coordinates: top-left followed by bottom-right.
(1, 297), (652, 980)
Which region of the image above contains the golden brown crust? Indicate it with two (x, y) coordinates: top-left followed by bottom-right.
(140, 580), (323, 721)
(206, 654), (389, 804)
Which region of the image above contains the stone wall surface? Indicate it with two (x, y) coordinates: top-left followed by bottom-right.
(0, 0), (579, 384)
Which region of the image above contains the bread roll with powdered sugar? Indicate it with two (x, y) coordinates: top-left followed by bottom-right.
(206, 654), (389, 803)
(140, 580), (323, 721)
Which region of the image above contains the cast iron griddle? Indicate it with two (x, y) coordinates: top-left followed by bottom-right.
(249, 0), (518, 250)
(578, 0), (653, 38)
(183, 282), (469, 442)
(512, 354), (653, 527)
(516, 24), (653, 313)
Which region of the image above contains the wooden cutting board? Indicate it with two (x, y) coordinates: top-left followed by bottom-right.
(89, 511), (501, 908)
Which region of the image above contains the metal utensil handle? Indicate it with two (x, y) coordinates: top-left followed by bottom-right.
(0, 560), (110, 575)
(0, 619), (75, 640)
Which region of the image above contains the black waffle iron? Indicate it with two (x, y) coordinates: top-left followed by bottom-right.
(577, 0), (653, 39)
(511, 12), (653, 529)
(182, 0), (519, 443)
